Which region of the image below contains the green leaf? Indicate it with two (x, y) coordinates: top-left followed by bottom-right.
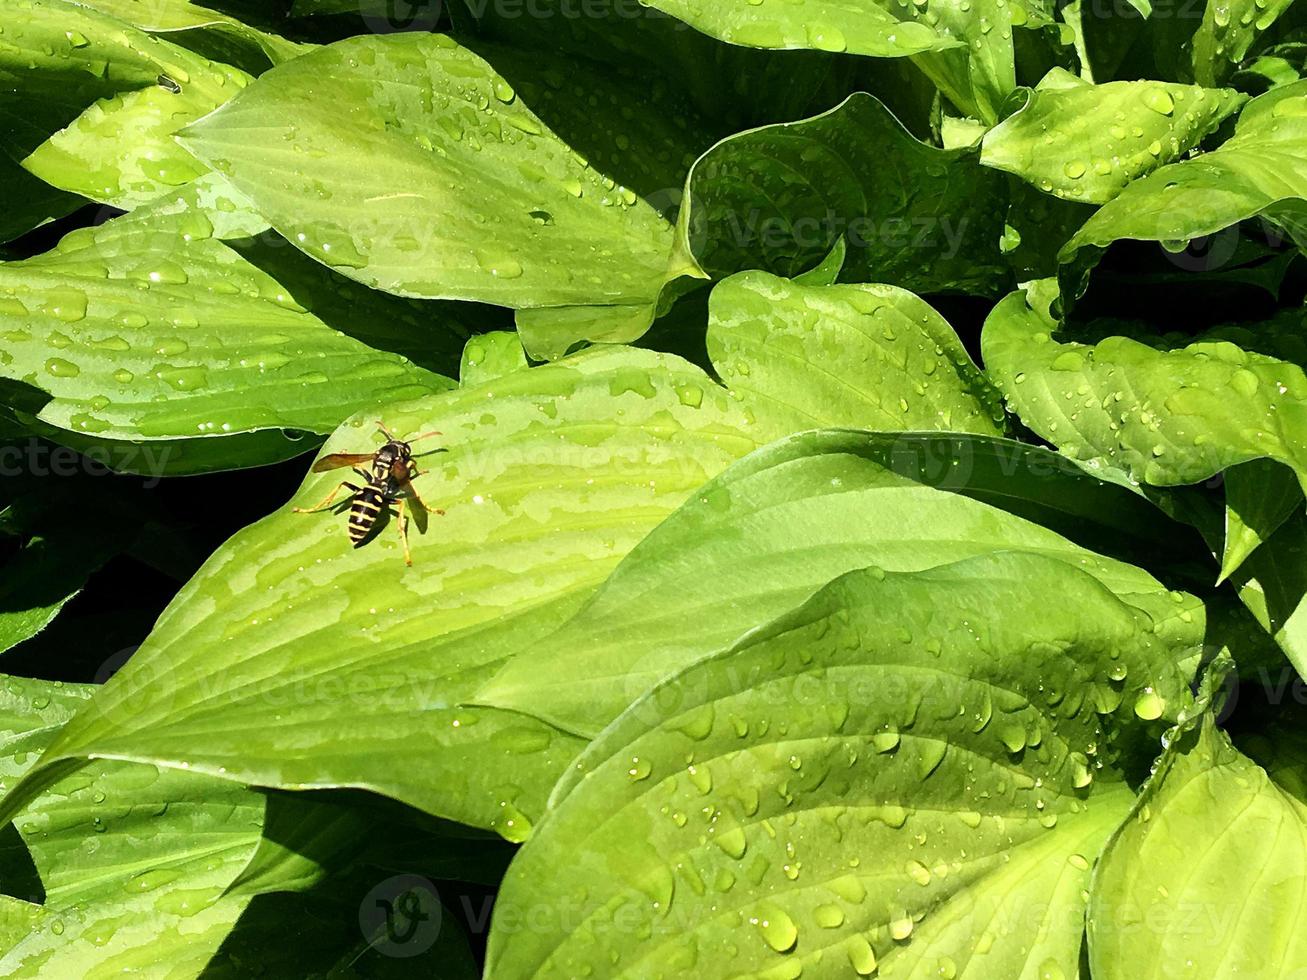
(0, 198), (453, 461)
(1222, 458), (1303, 581)
(453, 0), (842, 134)
(1190, 0), (1299, 87)
(679, 93), (1009, 294)
(0, 154), (82, 245)
(634, 0), (1029, 122)
(1090, 715), (1307, 977)
(486, 552), (1198, 979)
(0, 347), (765, 836)
(631, 0), (961, 60)
(460, 331), (528, 387)
(1225, 509), (1307, 678)
(981, 70), (1246, 204)
(68, 0), (309, 72)
(706, 271), (1005, 438)
(1060, 81), (1307, 295)
(476, 429), (1206, 738)
(0, 675), (265, 977)
(982, 286), (1307, 503)
(1, 0), (254, 210)
(179, 34), (704, 355)
(792, 237), (847, 287)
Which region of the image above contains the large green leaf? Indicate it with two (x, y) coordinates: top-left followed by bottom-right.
(634, 0), (1030, 123)
(0, 0), (254, 210)
(453, 0), (840, 133)
(0, 194), (454, 468)
(1060, 81), (1307, 296)
(477, 429), (1207, 738)
(0, 675), (265, 977)
(0, 347), (764, 836)
(678, 93), (1009, 295)
(706, 271), (1005, 437)
(982, 287), (1307, 531)
(1089, 715), (1307, 977)
(68, 0), (309, 72)
(486, 552), (1199, 979)
(179, 34), (705, 357)
(981, 69), (1246, 204)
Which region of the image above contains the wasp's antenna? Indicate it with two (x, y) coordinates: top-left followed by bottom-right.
(375, 420), (399, 442)
(407, 430), (443, 444)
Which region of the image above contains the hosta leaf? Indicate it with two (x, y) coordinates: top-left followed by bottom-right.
(478, 429), (1206, 738)
(1222, 458), (1303, 581)
(179, 34), (704, 356)
(0, 155), (82, 245)
(634, 0), (1028, 122)
(0, 679), (478, 975)
(1090, 716), (1307, 977)
(454, 0), (839, 133)
(459, 331), (528, 387)
(631, 0), (958, 59)
(982, 287), (1307, 510)
(0, 0), (253, 210)
(1226, 510), (1307, 677)
(0, 348), (765, 836)
(486, 553), (1198, 979)
(0, 675), (265, 977)
(981, 70), (1246, 204)
(706, 271), (1005, 438)
(1060, 81), (1307, 296)
(0, 199), (453, 466)
(1190, 0), (1299, 86)
(69, 0), (308, 72)
(679, 93), (1009, 295)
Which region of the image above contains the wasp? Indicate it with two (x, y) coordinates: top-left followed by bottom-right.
(294, 422), (443, 566)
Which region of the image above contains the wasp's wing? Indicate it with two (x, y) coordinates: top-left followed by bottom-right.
(311, 453), (375, 473)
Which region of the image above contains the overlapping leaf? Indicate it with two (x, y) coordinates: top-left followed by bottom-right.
(982, 286), (1307, 577)
(477, 429), (1206, 738)
(634, 0), (1031, 122)
(487, 553), (1199, 979)
(1060, 82), (1307, 295)
(679, 93), (1009, 294)
(706, 271), (1005, 437)
(981, 69), (1246, 204)
(0, 194), (454, 471)
(0, 675), (263, 976)
(180, 34), (708, 358)
(0, 0), (255, 209)
(1090, 715), (1307, 977)
(0, 347), (765, 836)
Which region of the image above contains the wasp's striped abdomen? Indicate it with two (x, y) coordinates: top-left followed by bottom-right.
(348, 483), (387, 544)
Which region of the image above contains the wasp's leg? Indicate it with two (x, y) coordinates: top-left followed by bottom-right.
(400, 468), (444, 516)
(395, 497), (413, 566)
(293, 481), (361, 514)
